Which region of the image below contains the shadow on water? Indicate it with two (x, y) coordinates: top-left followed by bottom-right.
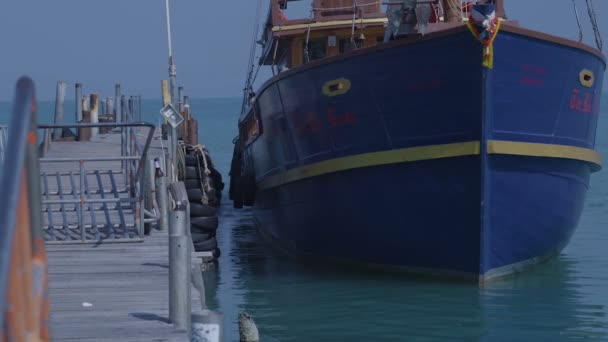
(204, 197), (608, 342)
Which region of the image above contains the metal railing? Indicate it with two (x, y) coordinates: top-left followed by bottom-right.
(38, 121), (155, 243)
(0, 125), (7, 164)
(0, 76), (50, 341)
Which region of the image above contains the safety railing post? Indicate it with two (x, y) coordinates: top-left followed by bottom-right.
(168, 182), (191, 332)
(155, 158), (169, 232)
(79, 160), (85, 242)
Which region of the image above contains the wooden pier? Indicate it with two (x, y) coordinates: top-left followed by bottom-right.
(47, 235), (201, 342)
(42, 128), (205, 341)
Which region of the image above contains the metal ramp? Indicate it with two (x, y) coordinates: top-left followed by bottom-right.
(38, 122), (155, 244)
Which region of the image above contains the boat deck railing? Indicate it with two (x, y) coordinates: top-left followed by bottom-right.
(0, 76), (50, 341)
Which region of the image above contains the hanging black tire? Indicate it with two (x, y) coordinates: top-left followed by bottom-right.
(191, 216), (218, 233)
(242, 173), (255, 206)
(185, 154), (199, 167)
(188, 188), (218, 205)
(185, 166), (199, 180)
(190, 202), (217, 217)
(185, 179), (201, 189)
(191, 232), (214, 243)
(193, 237), (217, 252)
(209, 167), (224, 190)
(212, 247), (221, 259)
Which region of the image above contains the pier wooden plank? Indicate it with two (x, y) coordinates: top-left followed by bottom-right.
(44, 128), (200, 342)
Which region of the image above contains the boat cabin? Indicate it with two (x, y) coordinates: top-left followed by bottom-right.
(258, 0), (506, 71)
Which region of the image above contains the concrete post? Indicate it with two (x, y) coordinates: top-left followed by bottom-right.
(169, 182), (191, 331)
(53, 81), (67, 140)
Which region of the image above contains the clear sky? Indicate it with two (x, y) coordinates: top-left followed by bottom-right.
(0, 0), (607, 101)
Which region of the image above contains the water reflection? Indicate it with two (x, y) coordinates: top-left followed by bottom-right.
(207, 204), (608, 342)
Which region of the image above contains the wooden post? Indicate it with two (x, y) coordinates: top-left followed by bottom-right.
(90, 94), (99, 139)
(78, 111), (92, 141)
(115, 84), (122, 122)
(75, 83), (83, 123)
(52, 81), (67, 140)
(177, 86), (184, 113)
(106, 98), (114, 120)
(82, 95), (90, 112)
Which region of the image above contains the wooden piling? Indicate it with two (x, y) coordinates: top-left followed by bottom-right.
(178, 86), (184, 113)
(82, 95), (90, 112)
(52, 81), (67, 140)
(115, 84), (122, 122)
(90, 94), (99, 139)
(75, 83), (83, 123)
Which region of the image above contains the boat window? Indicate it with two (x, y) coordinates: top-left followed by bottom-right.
(339, 38), (364, 53)
(302, 39), (327, 62)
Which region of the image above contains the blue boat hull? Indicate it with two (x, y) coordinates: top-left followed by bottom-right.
(232, 24), (605, 282)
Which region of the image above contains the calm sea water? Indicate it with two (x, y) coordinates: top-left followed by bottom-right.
(2, 95), (608, 341)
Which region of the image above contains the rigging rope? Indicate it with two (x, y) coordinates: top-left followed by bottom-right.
(304, 8), (314, 63)
(572, 0), (584, 42)
(242, 0), (264, 111)
(585, 0), (603, 51)
(351, 0), (358, 44)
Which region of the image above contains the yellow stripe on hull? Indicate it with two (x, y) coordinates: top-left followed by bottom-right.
(258, 141), (481, 190)
(256, 140), (602, 190)
(487, 140), (603, 168)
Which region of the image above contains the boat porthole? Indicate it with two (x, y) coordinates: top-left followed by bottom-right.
(579, 69), (594, 88)
(322, 78), (351, 97)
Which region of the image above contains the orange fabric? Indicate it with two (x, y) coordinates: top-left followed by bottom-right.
(3, 170), (50, 342)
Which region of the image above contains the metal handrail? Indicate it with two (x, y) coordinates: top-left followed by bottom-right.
(0, 125), (7, 164)
(38, 122), (155, 183)
(0, 76), (49, 340)
(38, 121), (155, 241)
